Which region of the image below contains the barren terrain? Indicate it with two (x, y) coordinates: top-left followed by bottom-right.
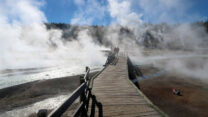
(139, 66), (208, 117)
(0, 72), (97, 114)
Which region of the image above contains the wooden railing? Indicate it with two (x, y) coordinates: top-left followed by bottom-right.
(37, 67), (103, 117)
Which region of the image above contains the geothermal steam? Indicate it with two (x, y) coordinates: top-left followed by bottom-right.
(1, 0), (208, 80)
(106, 0), (208, 79)
(0, 0), (106, 70)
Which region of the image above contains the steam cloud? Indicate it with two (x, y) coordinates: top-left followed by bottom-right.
(92, 0), (208, 80)
(106, 0), (208, 79)
(1, 0), (208, 80)
(0, 0), (106, 70)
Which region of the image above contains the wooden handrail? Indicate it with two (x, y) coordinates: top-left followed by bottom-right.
(38, 66), (103, 117)
(37, 67), (91, 117)
(48, 82), (87, 117)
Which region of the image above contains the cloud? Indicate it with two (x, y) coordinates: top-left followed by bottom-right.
(71, 0), (203, 25)
(71, 0), (107, 25)
(0, 0), (46, 24)
(138, 0), (201, 23)
(108, 0), (142, 27)
(73, 0), (85, 6)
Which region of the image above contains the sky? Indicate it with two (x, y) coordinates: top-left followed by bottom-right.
(40, 0), (208, 25)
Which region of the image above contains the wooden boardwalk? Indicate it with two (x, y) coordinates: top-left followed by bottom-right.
(88, 56), (163, 117)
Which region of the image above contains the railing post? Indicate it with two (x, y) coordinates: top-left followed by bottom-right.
(86, 89), (91, 112)
(97, 102), (103, 117)
(86, 66), (89, 72)
(90, 95), (96, 117)
(85, 66), (89, 81)
(79, 76), (85, 103)
(79, 71), (88, 117)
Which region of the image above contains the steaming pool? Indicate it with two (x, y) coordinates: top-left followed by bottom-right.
(0, 65), (103, 89)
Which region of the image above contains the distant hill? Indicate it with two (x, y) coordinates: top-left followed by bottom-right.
(44, 23), (136, 47)
(44, 21), (208, 50)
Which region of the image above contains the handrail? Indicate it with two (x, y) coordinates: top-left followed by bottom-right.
(48, 82), (87, 117)
(37, 67), (103, 117)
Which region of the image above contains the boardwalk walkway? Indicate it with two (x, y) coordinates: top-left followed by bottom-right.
(88, 56), (163, 117)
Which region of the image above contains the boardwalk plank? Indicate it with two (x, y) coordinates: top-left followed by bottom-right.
(88, 57), (162, 117)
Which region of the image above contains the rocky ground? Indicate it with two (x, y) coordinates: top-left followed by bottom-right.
(139, 66), (208, 117)
(0, 71), (98, 114)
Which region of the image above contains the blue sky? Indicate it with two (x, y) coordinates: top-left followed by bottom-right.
(42, 0), (77, 24)
(42, 0), (111, 25)
(41, 0), (208, 25)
